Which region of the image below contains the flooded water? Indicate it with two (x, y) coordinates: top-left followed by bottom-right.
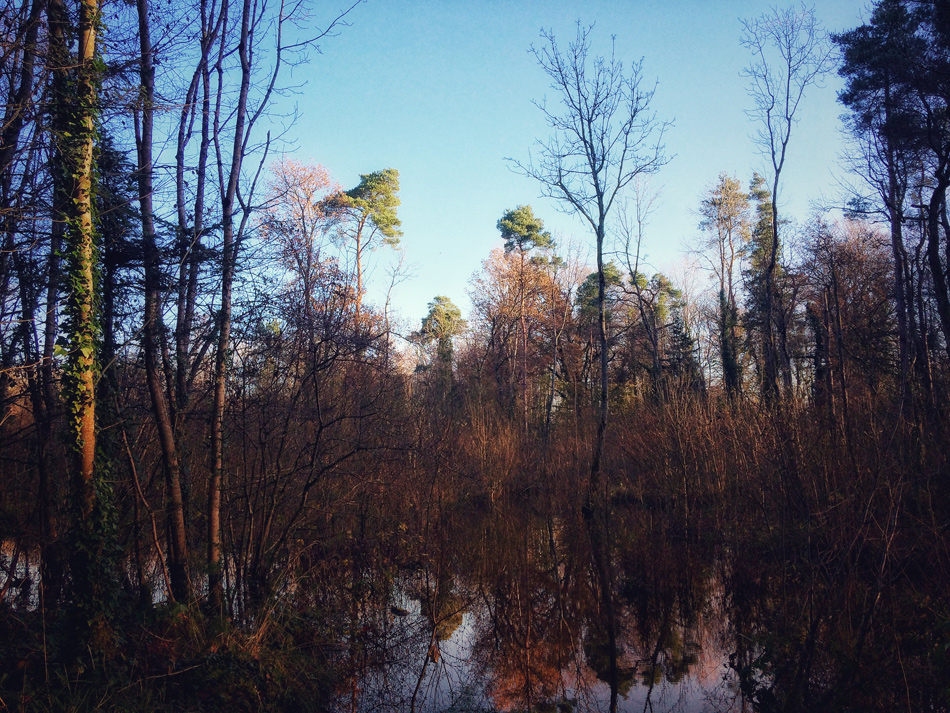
(314, 471), (949, 713)
(3, 475), (944, 712)
(328, 503), (758, 713)
(0, 540), (39, 610)
(343, 581), (745, 713)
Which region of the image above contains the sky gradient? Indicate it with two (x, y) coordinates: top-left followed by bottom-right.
(283, 0), (868, 332)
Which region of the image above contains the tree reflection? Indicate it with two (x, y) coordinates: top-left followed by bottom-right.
(328, 467), (948, 713)
(456, 498), (727, 713)
(469, 511), (589, 711)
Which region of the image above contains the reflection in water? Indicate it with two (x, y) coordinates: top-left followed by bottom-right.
(327, 471), (949, 713)
(333, 500), (751, 713)
(0, 541), (39, 610)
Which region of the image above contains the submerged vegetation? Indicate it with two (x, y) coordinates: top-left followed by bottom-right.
(1, 0), (950, 711)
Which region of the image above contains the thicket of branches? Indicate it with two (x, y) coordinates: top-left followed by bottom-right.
(0, 0), (948, 710)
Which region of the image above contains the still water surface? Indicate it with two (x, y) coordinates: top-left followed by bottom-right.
(347, 584), (744, 713)
(334, 507), (754, 713)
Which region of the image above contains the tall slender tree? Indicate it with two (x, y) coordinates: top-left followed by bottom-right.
(206, 0), (361, 613)
(134, 0), (191, 602)
(513, 23), (669, 494)
(699, 174), (751, 398)
(498, 205), (554, 429)
(48, 0), (117, 636)
(326, 168), (402, 319)
(741, 5), (833, 402)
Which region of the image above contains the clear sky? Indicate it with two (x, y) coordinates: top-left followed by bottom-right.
(282, 0), (868, 332)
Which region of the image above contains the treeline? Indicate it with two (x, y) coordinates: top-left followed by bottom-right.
(0, 0), (949, 710)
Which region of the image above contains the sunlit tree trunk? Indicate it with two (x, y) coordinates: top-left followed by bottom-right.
(49, 0), (117, 636)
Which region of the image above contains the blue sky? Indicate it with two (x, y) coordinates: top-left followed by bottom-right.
(283, 0), (868, 331)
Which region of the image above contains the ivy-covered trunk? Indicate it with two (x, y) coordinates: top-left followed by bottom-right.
(49, 0), (115, 641)
(68, 0), (99, 523)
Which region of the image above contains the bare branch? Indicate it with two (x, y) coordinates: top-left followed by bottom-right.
(509, 21), (671, 493)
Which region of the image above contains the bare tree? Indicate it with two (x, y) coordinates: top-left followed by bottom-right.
(513, 23), (669, 493)
(741, 4), (833, 402)
(206, 0), (361, 612)
(615, 178), (665, 394)
(134, 0), (192, 603)
(513, 27), (669, 713)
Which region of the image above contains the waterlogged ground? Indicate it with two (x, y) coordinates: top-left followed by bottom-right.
(4, 469), (943, 712)
(342, 581), (747, 713)
(330, 502), (759, 713)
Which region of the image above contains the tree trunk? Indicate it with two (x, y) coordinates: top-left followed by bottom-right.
(136, 0), (191, 603)
(762, 197), (781, 404)
(590, 221), (609, 498)
(47, 0), (98, 522)
(49, 0), (112, 637)
(209, 0), (256, 612)
(926, 179), (950, 360)
(882, 82), (913, 414)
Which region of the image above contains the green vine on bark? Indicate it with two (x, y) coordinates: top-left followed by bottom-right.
(53, 0), (120, 654)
